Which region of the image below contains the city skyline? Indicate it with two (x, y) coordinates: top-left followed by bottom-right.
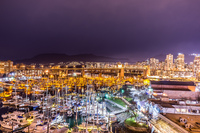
(0, 52), (198, 64)
(1, 0), (200, 61)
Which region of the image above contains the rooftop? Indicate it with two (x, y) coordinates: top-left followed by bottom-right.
(153, 88), (191, 91)
(149, 99), (178, 108)
(151, 81), (195, 86)
(165, 113), (200, 133)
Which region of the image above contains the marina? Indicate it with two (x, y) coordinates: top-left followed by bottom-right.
(0, 77), (139, 133)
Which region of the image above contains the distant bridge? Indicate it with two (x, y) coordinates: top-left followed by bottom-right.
(14, 67), (149, 78)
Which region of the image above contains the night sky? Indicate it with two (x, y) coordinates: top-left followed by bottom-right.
(1, 0), (200, 62)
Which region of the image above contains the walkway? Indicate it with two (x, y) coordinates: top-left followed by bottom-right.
(111, 110), (127, 115)
(105, 99), (127, 110)
(105, 99), (128, 115)
(120, 97), (132, 106)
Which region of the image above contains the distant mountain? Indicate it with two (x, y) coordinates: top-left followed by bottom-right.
(15, 53), (129, 64)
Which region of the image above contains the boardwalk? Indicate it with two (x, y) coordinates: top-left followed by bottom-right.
(111, 110), (127, 115)
(105, 99), (127, 110)
(105, 99), (128, 115)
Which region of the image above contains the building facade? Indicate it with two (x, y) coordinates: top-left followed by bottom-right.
(0, 60), (13, 74)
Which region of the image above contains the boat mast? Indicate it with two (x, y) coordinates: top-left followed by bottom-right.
(66, 85), (68, 105)
(62, 82), (64, 106)
(97, 98), (99, 124)
(86, 84), (88, 132)
(92, 90), (95, 128)
(26, 78), (28, 102)
(14, 83), (17, 108)
(56, 88), (58, 125)
(46, 78), (48, 105)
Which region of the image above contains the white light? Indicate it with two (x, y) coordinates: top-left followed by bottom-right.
(118, 65), (122, 68)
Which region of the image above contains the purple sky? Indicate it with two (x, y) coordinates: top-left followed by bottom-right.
(0, 0), (200, 62)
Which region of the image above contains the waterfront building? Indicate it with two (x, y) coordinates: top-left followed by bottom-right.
(0, 60), (13, 74)
(150, 81), (198, 100)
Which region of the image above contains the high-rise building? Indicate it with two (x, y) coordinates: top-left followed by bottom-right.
(150, 58), (159, 69)
(194, 55), (200, 74)
(165, 54), (173, 70)
(176, 53), (185, 71)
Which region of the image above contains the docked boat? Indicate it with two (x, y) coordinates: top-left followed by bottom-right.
(35, 124), (48, 133)
(56, 127), (69, 133)
(11, 116), (29, 126)
(80, 129), (89, 133)
(100, 124), (109, 132)
(91, 129), (99, 133)
(0, 120), (19, 130)
(19, 103), (30, 108)
(2, 114), (9, 119)
(67, 109), (73, 117)
(2, 100), (11, 105)
(23, 118), (44, 132)
(71, 126), (80, 133)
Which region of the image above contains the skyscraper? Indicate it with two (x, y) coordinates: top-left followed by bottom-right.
(165, 54), (173, 70)
(194, 55), (200, 74)
(176, 53), (185, 71)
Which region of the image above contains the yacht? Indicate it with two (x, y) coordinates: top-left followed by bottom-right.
(100, 124), (109, 132)
(11, 116), (29, 126)
(35, 124), (47, 133)
(2, 114), (9, 119)
(0, 120), (19, 130)
(19, 102), (30, 108)
(51, 111), (57, 119)
(2, 100), (11, 105)
(23, 118), (44, 132)
(80, 129), (89, 133)
(67, 109), (73, 117)
(52, 127), (68, 133)
(32, 87), (45, 93)
(88, 116), (107, 124)
(28, 111), (44, 120)
(2, 101), (10, 105)
(71, 126), (80, 133)
(109, 114), (117, 123)
(51, 115), (65, 126)
(23, 126), (35, 133)
(57, 122), (69, 129)
(91, 129), (99, 133)
(13, 95), (23, 100)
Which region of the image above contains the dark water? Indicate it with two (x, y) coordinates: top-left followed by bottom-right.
(0, 106), (10, 121)
(0, 105), (17, 133)
(65, 114), (84, 128)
